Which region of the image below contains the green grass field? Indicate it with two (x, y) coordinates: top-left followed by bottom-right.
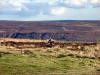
(0, 53), (100, 75)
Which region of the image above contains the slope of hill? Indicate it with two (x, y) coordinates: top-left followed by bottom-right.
(0, 38), (100, 75)
(0, 38), (100, 59)
(0, 20), (100, 41)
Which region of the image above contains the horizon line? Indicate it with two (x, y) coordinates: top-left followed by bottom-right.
(0, 19), (100, 22)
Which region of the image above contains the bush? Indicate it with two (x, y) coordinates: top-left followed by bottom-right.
(56, 54), (66, 58)
(67, 54), (74, 56)
(0, 53), (2, 57)
(29, 54), (37, 58)
(24, 50), (37, 57)
(0, 52), (11, 57)
(76, 56), (81, 58)
(96, 66), (100, 71)
(24, 50), (33, 55)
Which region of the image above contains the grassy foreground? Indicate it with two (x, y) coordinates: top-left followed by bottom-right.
(0, 53), (100, 75)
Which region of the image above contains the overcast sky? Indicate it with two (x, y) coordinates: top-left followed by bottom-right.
(0, 0), (100, 21)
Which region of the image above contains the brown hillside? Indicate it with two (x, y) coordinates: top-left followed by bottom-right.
(0, 20), (100, 41)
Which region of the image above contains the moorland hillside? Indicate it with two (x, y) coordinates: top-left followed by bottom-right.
(0, 20), (100, 41)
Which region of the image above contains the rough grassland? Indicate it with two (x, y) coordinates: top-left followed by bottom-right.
(0, 38), (100, 75)
(0, 53), (100, 75)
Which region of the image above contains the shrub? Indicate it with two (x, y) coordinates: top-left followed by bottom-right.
(67, 54), (74, 56)
(76, 56), (81, 58)
(24, 50), (33, 55)
(96, 66), (100, 71)
(24, 50), (37, 57)
(46, 49), (52, 53)
(0, 53), (2, 57)
(29, 53), (37, 58)
(56, 54), (66, 58)
(0, 52), (11, 56)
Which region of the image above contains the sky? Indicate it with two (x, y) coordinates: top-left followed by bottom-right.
(0, 0), (100, 21)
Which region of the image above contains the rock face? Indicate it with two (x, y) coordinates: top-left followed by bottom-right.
(11, 32), (71, 40)
(0, 20), (100, 41)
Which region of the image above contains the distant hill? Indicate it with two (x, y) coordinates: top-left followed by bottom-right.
(0, 20), (100, 42)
